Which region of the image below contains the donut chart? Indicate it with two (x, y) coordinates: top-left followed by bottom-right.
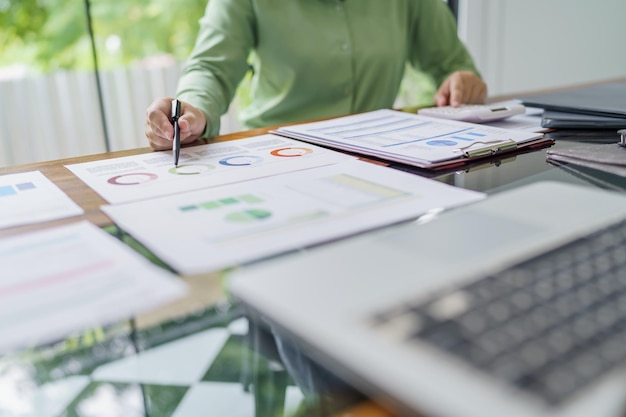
(270, 147), (314, 157)
(107, 173), (158, 185)
(168, 164), (216, 175)
(219, 155), (264, 166)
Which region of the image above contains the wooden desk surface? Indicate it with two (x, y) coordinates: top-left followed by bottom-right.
(0, 126), (276, 238)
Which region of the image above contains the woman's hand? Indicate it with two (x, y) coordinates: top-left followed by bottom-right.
(145, 98), (207, 150)
(435, 71), (488, 107)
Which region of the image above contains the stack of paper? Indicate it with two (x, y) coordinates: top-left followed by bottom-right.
(274, 109), (546, 169)
(0, 221), (186, 353)
(102, 160), (485, 275)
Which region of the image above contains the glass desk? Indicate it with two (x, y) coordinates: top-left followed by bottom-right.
(1, 131), (624, 417)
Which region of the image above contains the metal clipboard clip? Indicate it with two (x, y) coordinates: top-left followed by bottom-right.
(457, 139), (518, 158)
(618, 129), (626, 148)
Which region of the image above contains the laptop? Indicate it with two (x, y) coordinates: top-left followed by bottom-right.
(228, 181), (626, 417)
(520, 83), (626, 118)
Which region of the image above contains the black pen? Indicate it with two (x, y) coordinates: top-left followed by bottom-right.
(171, 99), (181, 166)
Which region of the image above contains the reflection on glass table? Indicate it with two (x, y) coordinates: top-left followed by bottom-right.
(0, 292), (367, 417)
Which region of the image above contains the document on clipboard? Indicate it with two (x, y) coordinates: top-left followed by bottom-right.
(273, 109), (550, 170)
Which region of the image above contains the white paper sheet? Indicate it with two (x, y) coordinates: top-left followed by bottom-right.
(0, 221), (187, 353)
(275, 109), (543, 167)
(102, 160), (485, 275)
(0, 171), (83, 229)
(66, 134), (354, 204)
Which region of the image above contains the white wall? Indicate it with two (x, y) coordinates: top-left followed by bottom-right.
(457, 0), (626, 97)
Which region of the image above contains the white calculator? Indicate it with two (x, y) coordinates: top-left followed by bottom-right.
(417, 102), (526, 123)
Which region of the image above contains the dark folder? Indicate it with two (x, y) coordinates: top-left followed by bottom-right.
(546, 143), (626, 179)
(541, 110), (626, 129)
(521, 83), (626, 118)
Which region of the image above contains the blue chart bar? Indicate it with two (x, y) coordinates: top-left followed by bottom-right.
(16, 182), (36, 191)
(0, 182), (37, 197)
(0, 185), (17, 197)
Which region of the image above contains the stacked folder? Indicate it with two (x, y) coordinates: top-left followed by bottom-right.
(520, 83), (626, 129)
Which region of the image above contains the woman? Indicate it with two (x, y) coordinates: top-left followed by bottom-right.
(146, 0), (487, 150)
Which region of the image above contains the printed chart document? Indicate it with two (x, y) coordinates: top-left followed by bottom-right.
(102, 160), (485, 275)
(274, 109), (545, 169)
(0, 221), (187, 353)
(0, 171), (83, 229)
(66, 134), (354, 204)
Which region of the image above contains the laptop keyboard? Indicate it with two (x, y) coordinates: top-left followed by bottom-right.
(372, 217), (626, 405)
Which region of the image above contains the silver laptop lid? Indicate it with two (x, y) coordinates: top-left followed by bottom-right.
(228, 181), (626, 417)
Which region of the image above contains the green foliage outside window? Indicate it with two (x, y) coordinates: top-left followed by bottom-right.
(0, 0), (434, 107)
(0, 0), (206, 72)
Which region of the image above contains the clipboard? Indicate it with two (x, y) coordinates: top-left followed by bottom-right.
(420, 136), (553, 170)
(271, 109), (552, 171)
(367, 152), (521, 179)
